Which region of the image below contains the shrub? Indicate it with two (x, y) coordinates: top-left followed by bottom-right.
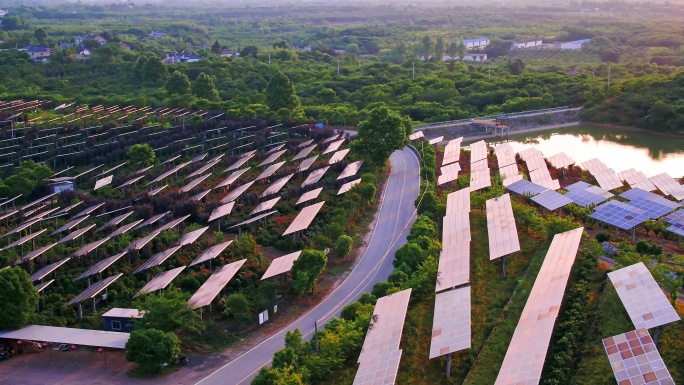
(595, 232), (611, 242)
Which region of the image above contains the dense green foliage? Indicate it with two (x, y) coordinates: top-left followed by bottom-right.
(127, 144), (156, 167)
(133, 289), (203, 336)
(125, 328), (181, 373)
(351, 106), (410, 168)
(0, 267), (39, 330)
(0, 160), (53, 198)
(291, 250), (328, 295)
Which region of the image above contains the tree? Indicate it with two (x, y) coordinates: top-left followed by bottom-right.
(125, 328), (180, 373)
(335, 235), (353, 258)
(421, 35), (434, 58)
(222, 293), (253, 322)
(34, 28), (48, 44)
(265, 71), (299, 112)
(127, 144), (155, 166)
(240, 45), (259, 58)
(434, 36), (445, 61)
(291, 250), (328, 294)
(456, 41), (467, 60)
(165, 71), (191, 95)
(350, 106), (411, 169)
(211, 40), (221, 54)
(0, 267), (39, 330)
(142, 55), (168, 82)
(133, 288), (203, 335)
(82, 39), (101, 51)
(345, 43), (359, 55)
(273, 40), (289, 49)
(0, 160), (53, 198)
(192, 72), (220, 101)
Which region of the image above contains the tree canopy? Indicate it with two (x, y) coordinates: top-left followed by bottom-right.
(350, 106), (411, 168)
(291, 249), (327, 294)
(127, 144), (155, 167)
(0, 267), (39, 330)
(0, 160), (53, 199)
(192, 72), (220, 101)
(125, 328), (180, 373)
(165, 71), (191, 95)
(265, 71), (299, 112)
(133, 288), (203, 335)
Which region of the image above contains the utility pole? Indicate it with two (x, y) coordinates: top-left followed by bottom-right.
(488, 63), (491, 80)
(412, 61), (415, 79)
(268, 53), (270, 64)
(607, 66), (611, 88)
(337, 60), (340, 76)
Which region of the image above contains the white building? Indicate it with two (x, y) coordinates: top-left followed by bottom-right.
(463, 53), (488, 62)
(511, 40), (543, 49)
(560, 39), (591, 51)
(462, 38), (490, 50)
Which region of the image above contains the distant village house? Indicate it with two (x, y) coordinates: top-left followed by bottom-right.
(462, 38), (490, 50)
(19, 45), (53, 60)
(219, 49), (234, 58)
(119, 42), (132, 50)
(463, 53), (488, 62)
(149, 31), (166, 38)
(163, 51), (202, 64)
(560, 39), (591, 51)
(511, 40), (543, 49)
(75, 34), (108, 46)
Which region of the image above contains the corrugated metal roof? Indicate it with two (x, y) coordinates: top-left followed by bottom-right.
(101, 308), (144, 319)
(0, 325), (130, 349)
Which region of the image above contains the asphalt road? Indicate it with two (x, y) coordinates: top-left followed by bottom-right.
(195, 147), (421, 385)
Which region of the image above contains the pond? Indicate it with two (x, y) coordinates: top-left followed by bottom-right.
(481, 124), (684, 178)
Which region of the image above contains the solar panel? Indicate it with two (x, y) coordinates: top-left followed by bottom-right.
(16, 243), (58, 265)
(618, 168), (657, 191)
(215, 168), (250, 190)
(292, 145), (317, 162)
(486, 194), (520, 260)
(187, 259), (246, 308)
(469, 168), (491, 192)
(148, 184), (168, 196)
(258, 150), (287, 167)
(208, 201), (235, 222)
(133, 211), (170, 231)
(157, 214), (191, 233)
(135, 266), (186, 297)
(65, 273), (122, 306)
(251, 197), (281, 215)
(603, 329), (674, 385)
(429, 286), (471, 358)
(547, 152), (574, 169)
(667, 222), (684, 236)
(358, 288), (412, 363)
(591, 168), (624, 191)
(73, 202), (105, 218)
(523, 152), (546, 172)
(254, 161), (285, 181)
(322, 139), (345, 155)
(506, 179), (547, 196)
(297, 187), (323, 205)
(147, 161), (191, 185)
(438, 163), (462, 186)
(498, 164), (519, 181)
(446, 189), (470, 214)
(179, 227), (208, 246)
(327, 149), (350, 164)
(50, 215), (89, 236)
(179, 173), (211, 193)
(266, 143), (286, 154)
(57, 223), (96, 244)
(297, 139), (314, 148)
(35, 280), (54, 293)
(189, 240), (234, 267)
(442, 138), (463, 166)
(353, 350), (402, 385)
(94, 175), (113, 190)
(220, 181), (255, 204)
(54, 201), (82, 216)
(30, 258), (71, 281)
(128, 230), (161, 251)
(436, 239), (470, 292)
(321, 134), (340, 144)
(133, 246), (182, 274)
(0, 229), (46, 252)
(75, 251), (128, 281)
(650, 172), (684, 201)
(469, 140), (488, 162)
(283, 202), (325, 235)
(620, 188), (656, 201)
(1, 218), (40, 239)
(302, 167), (330, 188)
(298, 155), (319, 172)
(239, 150), (257, 159)
(191, 189), (211, 202)
(73, 236), (111, 258)
(428, 136), (444, 145)
(93, 162), (127, 178)
(261, 251), (302, 280)
(663, 210), (684, 225)
(625, 198), (678, 219)
(116, 175), (145, 189)
(608, 262), (680, 329)
(529, 167), (559, 190)
(187, 161), (218, 179)
(408, 131), (424, 140)
(495, 228), (583, 385)
(224, 154), (254, 172)
(470, 159), (488, 172)
(338, 179), (362, 195)
(565, 181), (592, 191)
(97, 211), (134, 232)
(338, 160), (364, 180)
(261, 174), (294, 197)
(23, 206), (61, 223)
(531, 189), (573, 211)
(191, 153), (207, 163)
(590, 200), (647, 230)
(442, 211), (471, 246)
(564, 188), (610, 207)
(229, 210), (278, 229)
(581, 158), (609, 174)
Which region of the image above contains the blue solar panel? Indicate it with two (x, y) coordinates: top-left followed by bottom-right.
(667, 222), (684, 236)
(625, 198), (677, 219)
(531, 189), (573, 211)
(506, 179), (548, 196)
(591, 201), (648, 230)
(620, 188), (655, 201)
(565, 189), (610, 207)
(663, 210), (684, 225)
(565, 181), (593, 191)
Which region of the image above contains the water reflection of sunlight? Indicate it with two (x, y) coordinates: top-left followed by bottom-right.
(506, 134), (684, 177)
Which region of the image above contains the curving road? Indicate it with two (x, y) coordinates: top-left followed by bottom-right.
(195, 147), (421, 385)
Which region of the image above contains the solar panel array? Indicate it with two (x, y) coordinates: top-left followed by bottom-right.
(438, 163), (462, 186)
(469, 168), (491, 192)
(338, 160), (364, 180)
(321, 133), (340, 144)
(230, 210), (278, 229)
(446, 189), (470, 214)
(408, 131), (424, 140)
(215, 167), (250, 189)
(283, 202), (325, 235)
(296, 187), (323, 205)
(495, 228), (583, 385)
(518, 148), (546, 172)
(357, 288), (412, 363)
(328, 149), (350, 164)
(133, 246), (182, 274)
(353, 350), (403, 385)
(494, 143), (516, 168)
(486, 194), (520, 260)
(94, 175), (113, 190)
(65, 273), (123, 306)
(531, 189), (573, 211)
(428, 136), (444, 145)
(188, 259), (246, 308)
(74, 203), (104, 218)
(220, 181), (255, 204)
(258, 149), (287, 167)
(506, 179), (547, 197)
(471, 159), (488, 172)
(254, 161), (285, 181)
(581, 158), (623, 191)
(442, 138), (463, 166)
(97, 211), (133, 232)
(57, 224), (96, 244)
(148, 184), (167, 196)
(663, 210), (684, 225)
(608, 262), (680, 329)
(564, 186), (612, 207)
(188, 240), (233, 267)
(529, 167), (560, 190)
(75, 251), (128, 281)
(251, 197), (281, 215)
(208, 201), (235, 222)
(618, 168), (657, 192)
(136, 266), (186, 297)
(603, 329), (674, 385)
(179, 174), (211, 193)
(301, 167), (330, 187)
(30, 258), (71, 281)
(292, 144), (316, 162)
(261, 251), (302, 280)
(179, 227), (208, 246)
(649, 172), (684, 201)
(547, 152), (574, 169)
(590, 200), (647, 230)
(224, 154), (254, 172)
(297, 155), (319, 172)
(322, 139), (345, 155)
(17, 243), (57, 265)
(338, 179), (362, 195)
(429, 286), (471, 358)
(1, 229), (46, 252)
(469, 140), (488, 162)
(261, 174), (294, 197)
